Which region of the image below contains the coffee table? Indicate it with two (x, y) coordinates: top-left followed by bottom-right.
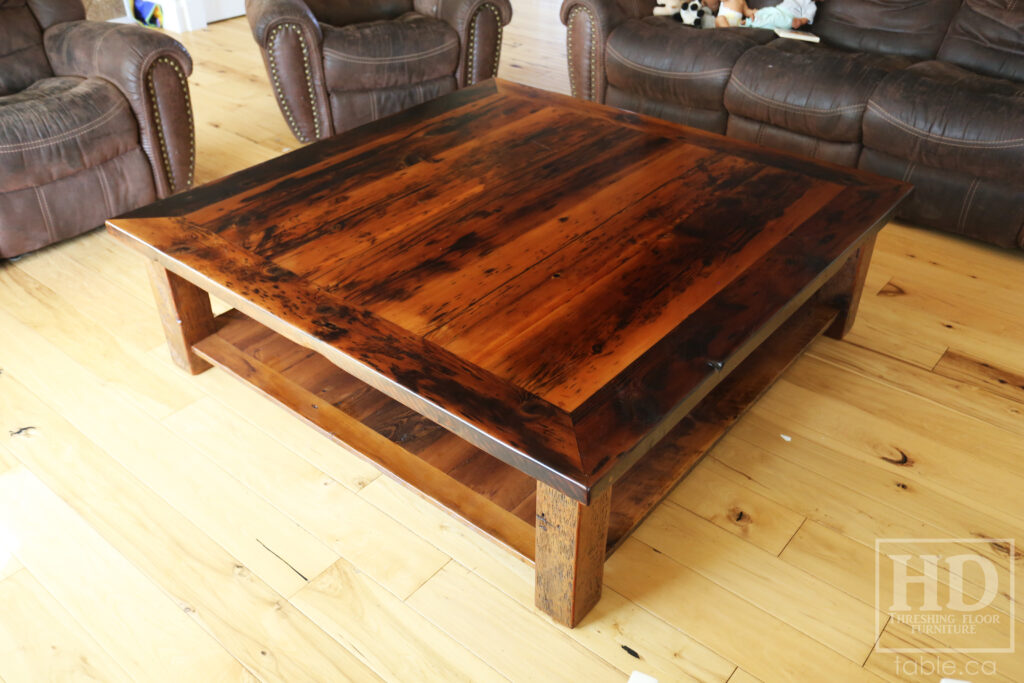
(107, 80), (910, 627)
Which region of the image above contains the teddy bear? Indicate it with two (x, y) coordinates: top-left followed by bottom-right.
(654, 0), (709, 27)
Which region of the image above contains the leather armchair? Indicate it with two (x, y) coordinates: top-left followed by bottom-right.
(246, 0), (512, 143)
(0, 0), (194, 259)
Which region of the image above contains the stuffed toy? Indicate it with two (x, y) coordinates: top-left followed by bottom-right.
(653, 0), (684, 15)
(654, 0), (708, 27)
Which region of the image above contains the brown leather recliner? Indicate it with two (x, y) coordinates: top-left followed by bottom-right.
(246, 0), (513, 143)
(0, 0), (195, 259)
(561, 0), (1024, 250)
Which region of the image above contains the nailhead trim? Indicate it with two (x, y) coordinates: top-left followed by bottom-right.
(147, 55), (195, 194)
(466, 3), (503, 85)
(267, 23), (321, 143)
(566, 5), (596, 100)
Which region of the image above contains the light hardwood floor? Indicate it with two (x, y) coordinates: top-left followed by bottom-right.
(1, 6), (1022, 682)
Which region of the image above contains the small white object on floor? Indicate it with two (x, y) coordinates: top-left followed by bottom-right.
(628, 672), (658, 683)
(780, 434), (792, 442)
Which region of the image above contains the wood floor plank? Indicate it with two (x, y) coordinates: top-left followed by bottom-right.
(632, 501), (882, 663)
(0, 372), (380, 681)
(604, 539), (883, 682)
(0, 547), (21, 584)
(406, 562), (624, 681)
(52, 231), (154, 307)
(0, 467), (247, 681)
(291, 558), (505, 682)
(165, 398), (450, 600)
(865, 619), (1015, 683)
(808, 337), (1024, 437)
(669, 464), (806, 555)
(0, 565), (133, 683)
(780, 519), (1022, 672)
(186, 363), (382, 491)
(0, 308), (340, 599)
(728, 669), (762, 683)
(932, 349), (1024, 407)
(0, 263), (203, 420)
(359, 476), (737, 683)
(750, 356), (1024, 526)
(9, 247), (168, 352)
(708, 433), (1021, 611)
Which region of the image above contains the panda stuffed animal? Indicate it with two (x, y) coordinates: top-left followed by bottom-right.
(653, 0), (708, 27)
(678, 0), (707, 26)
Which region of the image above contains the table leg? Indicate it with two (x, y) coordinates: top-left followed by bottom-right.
(823, 234), (877, 340)
(146, 261), (216, 374)
(534, 482), (611, 627)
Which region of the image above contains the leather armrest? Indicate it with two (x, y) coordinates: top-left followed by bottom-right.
(246, 0), (322, 45)
(246, 0), (332, 142)
(415, 0), (513, 87)
(44, 21), (195, 197)
(559, 0), (628, 102)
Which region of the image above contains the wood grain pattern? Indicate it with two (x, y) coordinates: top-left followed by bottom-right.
(534, 483), (611, 627)
(145, 262), (216, 374)
(109, 81), (909, 503)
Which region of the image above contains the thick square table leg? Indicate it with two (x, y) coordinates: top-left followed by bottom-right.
(534, 482), (611, 627)
(146, 261), (216, 374)
(823, 234), (877, 340)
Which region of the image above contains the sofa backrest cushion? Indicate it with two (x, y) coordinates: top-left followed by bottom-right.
(304, 0), (413, 27)
(616, 0), (658, 18)
(26, 0), (85, 28)
(814, 0), (961, 60)
(938, 0), (1024, 82)
(0, 0), (52, 96)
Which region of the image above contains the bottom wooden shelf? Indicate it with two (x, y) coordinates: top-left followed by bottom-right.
(193, 302), (837, 563)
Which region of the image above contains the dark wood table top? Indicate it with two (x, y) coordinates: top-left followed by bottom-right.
(108, 80), (910, 502)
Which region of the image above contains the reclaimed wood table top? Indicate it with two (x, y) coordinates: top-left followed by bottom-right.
(107, 80), (910, 503)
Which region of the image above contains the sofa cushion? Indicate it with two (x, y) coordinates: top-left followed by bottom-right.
(0, 76), (143, 192)
(863, 60), (1024, 184)
(860, 148), (1024, 249)
(937, 0), (1024, 83)
(725, 39), (912, 144)
(0, 1), (52, 96)
(306, 0), (412, 28)
(814, 0), (960, 60)
(606, 18), (771, 113)
(322, 12), (459, 93)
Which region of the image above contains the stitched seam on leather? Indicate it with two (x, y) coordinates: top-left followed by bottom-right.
(324, 40), (458, 64)
(567, 6), (597, 99)
(0, 103), (124, 152)
(34, 186), (55, 241)
(268, 23), (320, 143)
(958, 178), (980, 230)
(488, 4), (503, 80)
(96, 160), (114, 217)
(607, 45), (732, 79)
(465, 3), (503, 85)
(467, 7), (478, 83)
(730, 77), (863, 115)
(867, 102), (1024, 147)
(147, 56), (195, 194)
(944, 33), (1024, 63)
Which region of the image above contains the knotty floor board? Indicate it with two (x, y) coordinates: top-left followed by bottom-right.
(0, 7), (1022, 681)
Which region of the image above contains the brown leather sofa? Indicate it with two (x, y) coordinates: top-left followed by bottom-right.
(561, 0), (1024, 250)
(0, 0), (195, 259)
(246, 0), (512, 143)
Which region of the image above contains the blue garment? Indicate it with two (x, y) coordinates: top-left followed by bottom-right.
(749, 6), (795, 29)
